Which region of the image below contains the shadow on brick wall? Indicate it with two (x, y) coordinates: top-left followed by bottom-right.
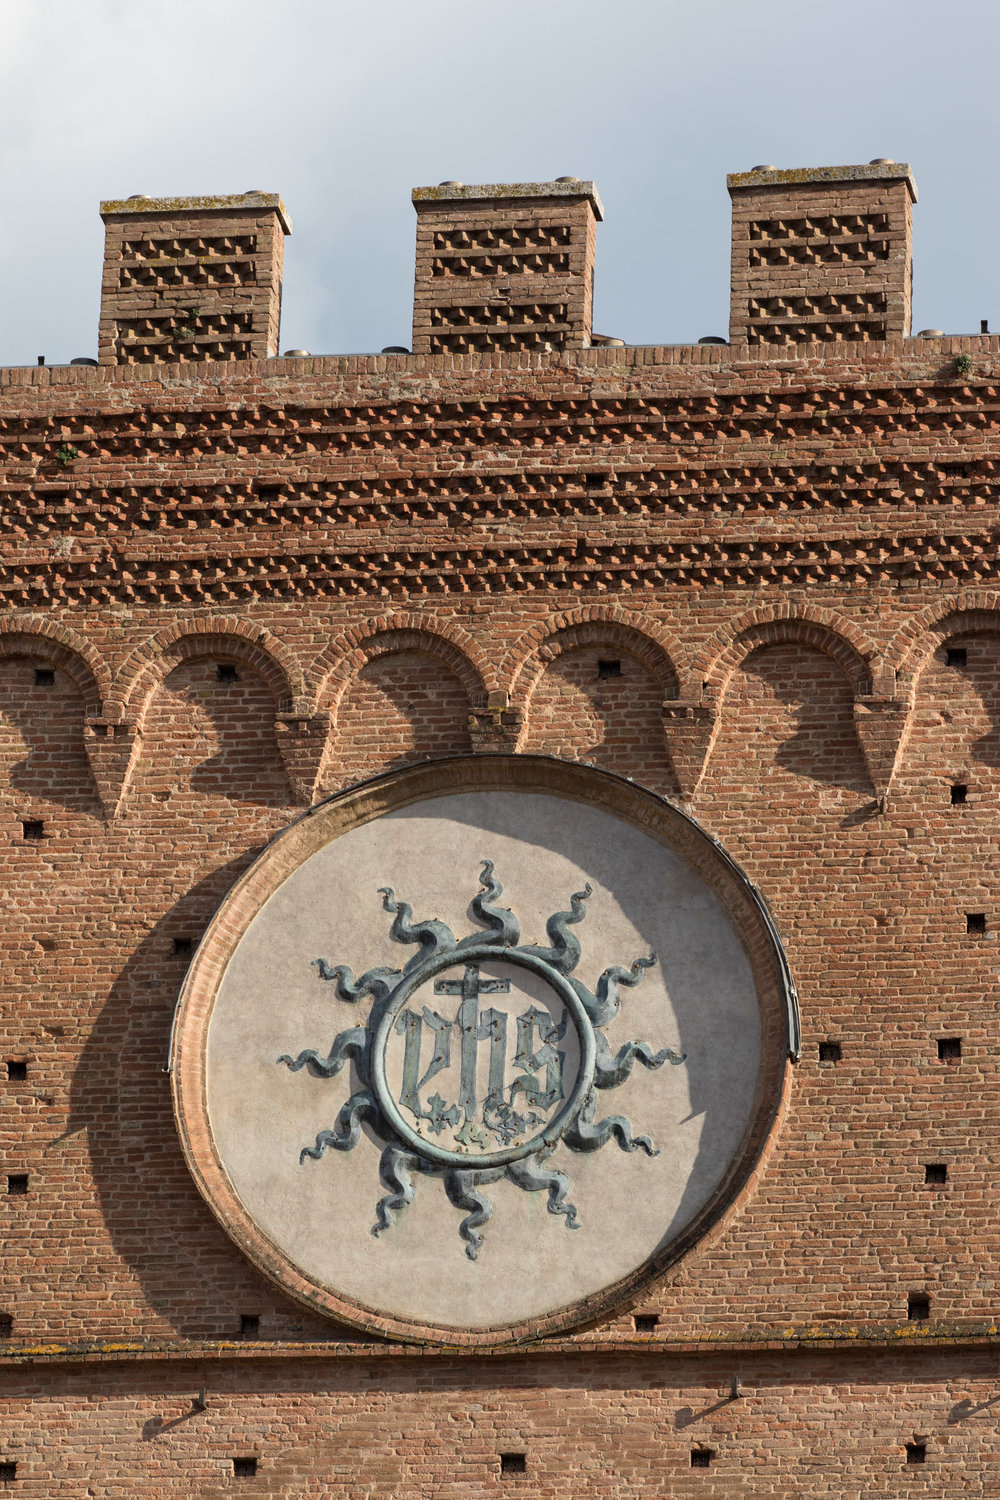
(0, 657), (102, 816)
(68, 851), (359, 1343)
(139, 658), (291, 808)
(715, 645), (871, 794)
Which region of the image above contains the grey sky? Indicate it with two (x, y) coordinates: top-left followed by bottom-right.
(1, 0), (997, 365)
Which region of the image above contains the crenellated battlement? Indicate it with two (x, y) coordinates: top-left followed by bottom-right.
(9, 160), (980, 375)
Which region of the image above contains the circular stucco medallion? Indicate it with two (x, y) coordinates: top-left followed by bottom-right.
(172, 757), (796, 1345)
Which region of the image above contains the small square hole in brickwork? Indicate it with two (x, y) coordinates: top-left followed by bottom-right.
(925, 1163), (948, 1185)
(217, 663), (239, 683)
(945, 647), (967, 668)
(32, 668), (54, 688)
(597, 659), (622, 679)
(6, 1176), (27, 1197)
(6, 1063), (25, 1083)
(172, 937), (193, 957)
(500, 1454), (526, 1474)
(0, 1315), (13, 1338)
(938, 1037), (962, 1062)
(633, 1313), (658, 1333)
(20, 822), (43, 842)
(906, 1442), (927, 1465)
(819, 1041), (842, 1064)
(690, 1449), (714, 1468)
(239, 1314), (260, 1339)
(232, 1457), (257, 1477)
(951, 784), (968, 805)
(0, 1462), (16, 1482)
(907, 1293), (930, 1322)
(967, 912), (986, 935)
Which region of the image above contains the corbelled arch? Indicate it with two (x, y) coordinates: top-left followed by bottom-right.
(0, 616), (109, 715)
(889, 593), (1000, 688)
(505, 607), (686, 703)
(696, 605), (877, 700)
(312, 614), (490, 715)
(112, 617), (304, 723)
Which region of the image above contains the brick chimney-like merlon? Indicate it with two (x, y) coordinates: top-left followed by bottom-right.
(411, 180), (603, 355)
(727, 162), (917, 346)
(99, 192), (291, 366)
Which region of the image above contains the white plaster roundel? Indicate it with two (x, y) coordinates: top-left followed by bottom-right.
(172, 760), (792, 1343)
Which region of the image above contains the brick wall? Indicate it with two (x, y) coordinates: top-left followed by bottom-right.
(0, 317), (999, 1488)
(727, 163), (916, 345)
(0, 1348), (992, 1494)
(98, 194), (290, 365)
(411, 181), (600, 354)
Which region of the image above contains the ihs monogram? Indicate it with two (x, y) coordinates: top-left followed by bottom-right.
(397, 963), (567, 1147)
(278, 861), (686, 1259)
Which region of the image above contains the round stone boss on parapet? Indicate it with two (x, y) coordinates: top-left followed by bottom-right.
(171, 756), (798, 1345)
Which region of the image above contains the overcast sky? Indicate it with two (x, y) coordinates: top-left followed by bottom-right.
(1, 0), (998, 365)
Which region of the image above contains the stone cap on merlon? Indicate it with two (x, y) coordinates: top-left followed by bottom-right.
(727, 161), (917, 203)
(412, 180), (604, 221)
(100, 192), (293, 234)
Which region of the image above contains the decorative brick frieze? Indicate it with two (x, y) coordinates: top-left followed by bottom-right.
(2, 382), (1000, 474)
(0, 528), (996, 609)
(1, 451), (997, 546)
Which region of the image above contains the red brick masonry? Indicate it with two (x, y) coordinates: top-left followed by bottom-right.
(0, 163), (996, 1490)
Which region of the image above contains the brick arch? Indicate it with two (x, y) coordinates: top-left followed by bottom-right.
(0, 616), (109, 714)
(889, 593), (1000, 685)
(112, 617), (303, 721)
(696, 606), (876, 699)
(312, 615), (490, 715)
(506, 607), (685, 702)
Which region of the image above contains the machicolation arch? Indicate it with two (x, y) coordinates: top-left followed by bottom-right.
(0, 618), (110, 717)
(112, 618), (304, 723)
(695, 606), (877, 701)
(313, 616), (490, 715)
(506, 608), (685, 706)
(890, 594), (1000, 689)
